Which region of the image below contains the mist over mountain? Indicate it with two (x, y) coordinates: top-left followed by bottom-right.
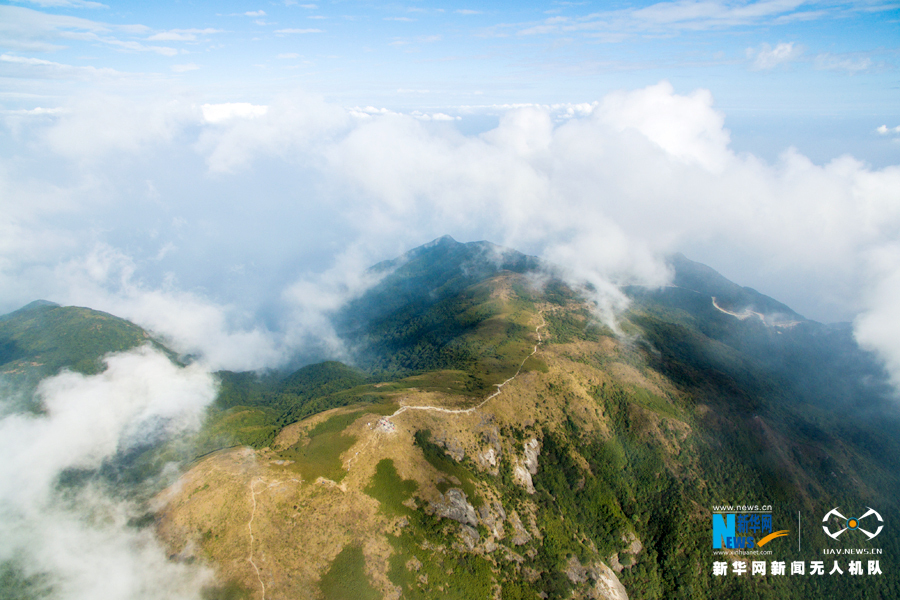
(2, 237), (897, 600)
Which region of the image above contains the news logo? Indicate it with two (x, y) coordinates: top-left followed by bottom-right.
(712, 506), (789, 549)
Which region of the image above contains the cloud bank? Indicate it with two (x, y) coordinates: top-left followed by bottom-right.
(1, 81), (899, 382)
(0, 346), (218, 599)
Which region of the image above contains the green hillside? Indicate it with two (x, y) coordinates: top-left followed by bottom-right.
(0, 300), (166, 394)
(5, 240), (900, 600)
(179, 240), (900, 600)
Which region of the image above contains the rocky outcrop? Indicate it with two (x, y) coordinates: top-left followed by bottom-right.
(609, 532), (643, 572)
(458, 524), (480, 551)
(512, 438), (541, 494)
(477, 501), (506, 538)
(431, 488), (477, 527)
(565, 556), (629, 600)
(512, 462), (535, 494)
(523, 438), (541, 474)
(508, 511), (531, 546)
(592, 562), (629, 600)
(433, 432), (465, 461)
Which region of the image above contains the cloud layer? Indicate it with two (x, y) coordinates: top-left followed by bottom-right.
(1, 82), (899, 380)
(0, 346), (218, 599)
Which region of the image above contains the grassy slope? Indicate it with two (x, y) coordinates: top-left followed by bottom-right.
(162, 265), (900, 600)
(0, 301), (160, 382)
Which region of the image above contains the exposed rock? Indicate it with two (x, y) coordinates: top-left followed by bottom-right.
(504, 548), (525, 563)
(431, 488), (478, 527)
(565, 557), (630, 600)
(433, 432), (466, 461)
(610, 532), (642, 572)
(590, 562), (629, 600)
(406, 557), (422, 572)
(477, 502), (506, 538)
(477, 447), (498, 472)
(483, 537), (498, 553)
(608, 553), (623, 573)
(512, 461), (535, 494)
(523, 438), (541, 475)
(624, 531), (643, 555)
(458, 524), (480, 551)
(565, 555), (590, 584)
(508, 511), (531, 546)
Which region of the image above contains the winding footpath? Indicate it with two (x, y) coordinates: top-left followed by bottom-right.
(245, 310), (549, 598)
(345, 310), (548, 471)
(389, 309), (547, 419)
(247, 478), (282, 600)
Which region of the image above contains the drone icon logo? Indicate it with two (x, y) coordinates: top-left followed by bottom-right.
(822, 507), (883, 540)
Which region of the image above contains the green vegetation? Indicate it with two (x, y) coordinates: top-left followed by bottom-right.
(201, 581), (251, 600)
(0, 561), (51, 600)
(0, 301), (168, 394)
(365, 459), (418, 515)
(277, 411), (360, 482)
(414, 430), (479, 500)
(319, 545), (381, 600)
(8, 242), (900, 600)
(197, 361), (380, 452)
(385, 518), (495, 600)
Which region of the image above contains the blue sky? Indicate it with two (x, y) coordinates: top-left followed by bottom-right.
(2, 0), (898, 163)
(4, 5), (900, 598)
(1, 0), (900, 375)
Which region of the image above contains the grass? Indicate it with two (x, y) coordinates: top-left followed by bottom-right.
(278, 411), (361, 482)
(365, 459), (418, 516)
(197, 406), (281, 451)
(414, 430), (479, 501)
(385, 523), (495, 600)
(319, 545), (380, 600)
(629, 386), (683, 421)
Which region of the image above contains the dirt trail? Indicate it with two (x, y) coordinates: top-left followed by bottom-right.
(344, 310), (548, 472)
(247, 478), (284, 600)
(389, 309), (547, 419)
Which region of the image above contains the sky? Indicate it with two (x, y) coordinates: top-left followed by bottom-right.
(1, 0), (899, 366)
(1, 2), (899, 598)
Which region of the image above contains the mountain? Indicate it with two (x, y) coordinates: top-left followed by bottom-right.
(0, 300), (168, 406)
(4, 238), (900, 600)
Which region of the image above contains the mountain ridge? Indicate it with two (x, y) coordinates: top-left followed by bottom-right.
(2, 239), (899, 600)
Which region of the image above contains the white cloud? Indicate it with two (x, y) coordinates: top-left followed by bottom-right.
(198, 92), (347, 172)
(815, 52), (872, 73)
(0, 53), (123, 80)
(747, 41), (802, 70)
(41, 94), (196, 160)
(13, 0), (107, 8)
(0, 6), (167, 56)
(171, 63), (200, 73)
(877, 125), (900, 136)
(148, 28), (222, 42)
(274, 28), (324, 34)
(0, 346), (218, 599)
(4, 82), (900, 385)
(856, 244), (900, 389)
(515, 0), (829, 37)
(200, 102), (268, 123)
(244, 10), (266, 17)
(597, 81), (730, 171)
